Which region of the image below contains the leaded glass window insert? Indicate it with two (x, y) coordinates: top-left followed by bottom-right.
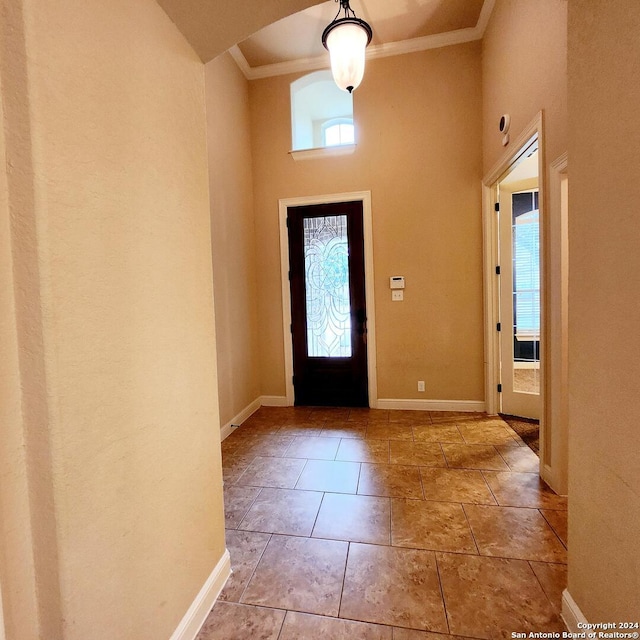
(303, 215), (352, 357)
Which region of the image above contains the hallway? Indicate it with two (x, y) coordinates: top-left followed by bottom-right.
(198, 407), (567, 639)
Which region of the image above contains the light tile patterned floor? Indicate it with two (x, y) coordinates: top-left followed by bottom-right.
(199, 407), (568, 640)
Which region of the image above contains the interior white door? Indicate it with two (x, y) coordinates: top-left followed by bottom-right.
(498, 181), (541, 420)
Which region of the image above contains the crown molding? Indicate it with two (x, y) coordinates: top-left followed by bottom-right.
(228, 45), (253, 77)
(230, 45), (328, 80)
(228, 0), (495, 81)
(476, 0), (497, 35)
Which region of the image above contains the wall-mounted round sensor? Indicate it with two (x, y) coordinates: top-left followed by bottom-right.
(499, 114), (511, 134)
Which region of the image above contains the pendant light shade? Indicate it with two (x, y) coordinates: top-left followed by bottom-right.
(322, 1), (373, 94)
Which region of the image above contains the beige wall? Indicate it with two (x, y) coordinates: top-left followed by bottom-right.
(567, 0), (640, 618)
(206, 53), (261, 426)
(482, 0), (568, 493)
(482, 0), (567, 174)
(0, 0), (225, 637)
(0, 31), (40, 636)
(250, 43), (484, 402)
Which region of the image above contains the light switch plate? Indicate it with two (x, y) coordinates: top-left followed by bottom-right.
(392, 290), (403, 301)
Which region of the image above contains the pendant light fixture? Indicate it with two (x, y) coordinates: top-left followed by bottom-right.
(322, 0), (373, 94)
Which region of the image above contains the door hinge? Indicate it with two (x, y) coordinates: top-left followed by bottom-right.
(286, 217), (291, 228)
(495, 265), (501, 275)
(494, 202), (500, 212)
(288, 270), (291, 281)
(496, 322), (501, 332)
(497, 383), (502, 393)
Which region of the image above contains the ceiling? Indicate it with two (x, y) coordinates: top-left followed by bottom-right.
(502, 149), (539, 186)
(231, 0), (494, 79)
(156, 0), (324, 63)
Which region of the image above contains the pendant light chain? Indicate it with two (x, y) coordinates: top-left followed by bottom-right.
(335, 0), (357, 21)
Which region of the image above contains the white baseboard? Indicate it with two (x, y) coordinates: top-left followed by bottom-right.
(229, 396), (485, 413)
(562, 590), (588, 633)
(260, 395), (289, 407)
(376, 398), (486, 412)
(540, 463), (568, 497)
(170, 549), (231, 640)
(220, 398), (261, 441)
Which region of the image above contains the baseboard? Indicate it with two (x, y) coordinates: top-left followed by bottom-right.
(248, 396), (484, 412)
(260, 395), (289, 407)
(540, 463), (555, 493)
(562, 589), (588, 633)
(376, 398), (486, 412)
(169, 549), (231, 640)
(540, 463), (568, 497)
(220, 398), (261, 441)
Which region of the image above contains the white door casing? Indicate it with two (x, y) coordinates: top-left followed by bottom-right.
(278, 191), (378, 407)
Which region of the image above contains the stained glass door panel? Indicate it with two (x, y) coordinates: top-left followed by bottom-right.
(303, 215), (352, 358)
(288, 201), (368, 407)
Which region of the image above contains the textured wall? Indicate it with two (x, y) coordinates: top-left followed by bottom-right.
(482, 0), (567, 174)
(482, 0), (568, 493)
(0, 0), (225, 637)
(206, 52), (261, 427)
(0, 17), (40, 633)
(249, 43), (484, 402)
(567, 0), (640, 618)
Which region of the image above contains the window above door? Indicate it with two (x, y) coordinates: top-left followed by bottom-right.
(290, 70), (355, 154)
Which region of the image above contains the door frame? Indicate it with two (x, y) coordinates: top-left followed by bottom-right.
(544, 152), (569, 493)
(278, 191), (378, 407)
(482, 112), (545, 418)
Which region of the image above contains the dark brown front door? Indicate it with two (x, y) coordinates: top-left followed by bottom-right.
(287, 200), (368, 407)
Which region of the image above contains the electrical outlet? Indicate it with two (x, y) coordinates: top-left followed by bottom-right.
(392, 290), (403, 301)
(418, 380), (425, 392)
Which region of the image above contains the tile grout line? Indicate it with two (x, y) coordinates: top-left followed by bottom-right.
(417, 461), (426, 501)
(308, 489), (327, 538)
(467, 550), (568, 564)
(292, 456), (310, 491)
(388, 495), (393, 547)
(336, 541), (351, 620)
(539, 508), (568, 550)
(527, 558), (562, 614)
(274, 609), (287, 640)
(433, 551), (451, 635)
(495, 438), (542, 472)
(479, 469), (500, 506)
(233, 486), (264, 531)
(235, 532), (274, 606)
(436, 441), (449, 470)
(494, 441), (517, 471)
(454, 423), (466, 446)
(460, 502), (482, 556)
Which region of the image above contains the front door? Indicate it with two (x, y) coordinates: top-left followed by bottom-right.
(287, 201), (368, 407)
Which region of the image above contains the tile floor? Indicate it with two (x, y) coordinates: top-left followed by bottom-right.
(198, 407), (568, 640)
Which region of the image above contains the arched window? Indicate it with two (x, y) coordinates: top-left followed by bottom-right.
(322, 118), (355, 147)
(290, 70), (355, 151)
